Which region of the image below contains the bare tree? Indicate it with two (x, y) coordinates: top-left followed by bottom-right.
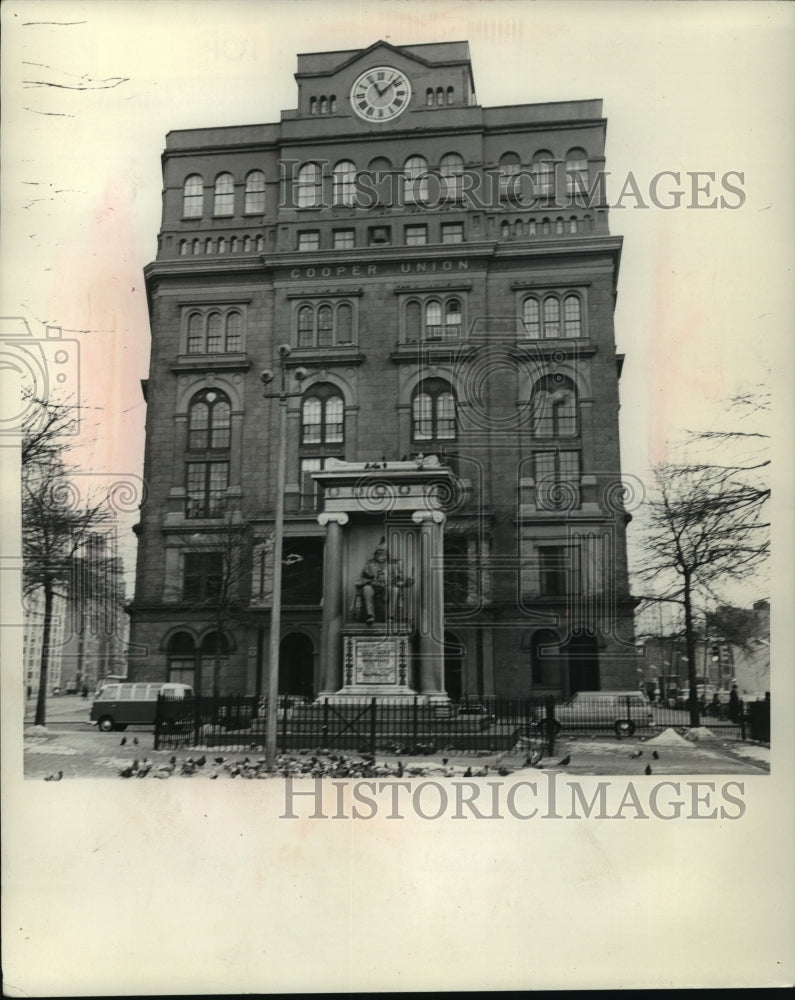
(635, 389), (770, 725)
(22, 445), (109, 725)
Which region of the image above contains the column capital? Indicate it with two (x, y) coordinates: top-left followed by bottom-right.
(411, 509), (445, 525)
(317, 511), (349, 527)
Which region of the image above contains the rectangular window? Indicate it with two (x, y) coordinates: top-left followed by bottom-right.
(405, 225), (427, 246)
(300, 457), (324, 510)
(186, 461), (229, 519)
(539, 546), (567, 597)
(368, 226), (391, 246)
(333, 229), (355, 249)
(441, 223), (464, 244)
(534, 451), (580, 510)
(298, 231), (320, 252)
(183, 552), (223, 603)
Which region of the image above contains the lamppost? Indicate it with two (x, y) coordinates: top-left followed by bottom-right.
(260, 346), (309, 769)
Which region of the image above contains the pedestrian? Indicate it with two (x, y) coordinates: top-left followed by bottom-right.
(81, 685), (89, 700)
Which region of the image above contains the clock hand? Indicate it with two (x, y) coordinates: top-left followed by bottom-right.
(374, 81), (393, 98)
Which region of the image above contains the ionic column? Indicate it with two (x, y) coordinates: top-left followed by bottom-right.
(412, 509), (447, 698)
(317, 511), (348, 695)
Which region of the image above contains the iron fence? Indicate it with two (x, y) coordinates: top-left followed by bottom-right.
(153, 692), (761, 753)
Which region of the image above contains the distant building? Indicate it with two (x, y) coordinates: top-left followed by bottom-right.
(128, 40), (636, 699)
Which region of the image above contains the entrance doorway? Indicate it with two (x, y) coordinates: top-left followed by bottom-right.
(566, 632), (600, 692)
(444, 631), (464, 701)
(279, 633), (315, 700)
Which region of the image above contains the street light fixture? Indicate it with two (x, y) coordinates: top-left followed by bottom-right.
(260, 345), (311, 769)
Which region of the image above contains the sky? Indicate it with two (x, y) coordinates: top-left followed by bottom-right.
(1, 0), (792, 614)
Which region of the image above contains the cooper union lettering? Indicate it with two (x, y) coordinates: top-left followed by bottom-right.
(127, 40), (637, 702)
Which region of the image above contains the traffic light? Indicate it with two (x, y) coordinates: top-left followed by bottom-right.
(710, 644), (720, 661)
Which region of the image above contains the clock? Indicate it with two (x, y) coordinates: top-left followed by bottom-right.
(350, 66), (411, 122)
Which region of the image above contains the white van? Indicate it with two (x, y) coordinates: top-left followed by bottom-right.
(90, 682), (193, 732)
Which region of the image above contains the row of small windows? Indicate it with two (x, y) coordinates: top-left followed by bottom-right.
(183, 171), (266, 217)
(186, 310), (244, 354)
(297, 221), (464, 251)
(179, 235), (265, 255)
(309, 95), (337, 115)
(500, 216), (593, 238)
(181, 150), (590, 218)
(296, 302), (354, 348)
(426, 87), (454, 106)
(521, 294), (583, 340)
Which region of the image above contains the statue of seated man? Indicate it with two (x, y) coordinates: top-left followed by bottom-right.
(353, 538), (412, 625)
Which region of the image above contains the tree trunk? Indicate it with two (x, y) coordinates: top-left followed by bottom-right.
(34, 580), (54, 726)
(683, 575), (700, 728)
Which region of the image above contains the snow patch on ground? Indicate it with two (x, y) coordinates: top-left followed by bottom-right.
(645, 728), (694, 747)
(24, 743), (79, 755)
(683, 727), (716, 741)
(726, 744), (771, 765)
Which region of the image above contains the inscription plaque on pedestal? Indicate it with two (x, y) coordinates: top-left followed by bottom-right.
(333, 632), (416, 699)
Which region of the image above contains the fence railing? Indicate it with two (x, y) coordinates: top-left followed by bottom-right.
(153, 692), (766, 753)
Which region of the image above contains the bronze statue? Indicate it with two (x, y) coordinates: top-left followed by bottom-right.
(353, 537), (412, 625)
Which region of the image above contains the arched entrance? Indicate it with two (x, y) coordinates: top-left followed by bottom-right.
(566, 632), (600, 693)
(530, 629), (562, 691)
(444, 631), (464, 701)
(279, 633), (315, 700)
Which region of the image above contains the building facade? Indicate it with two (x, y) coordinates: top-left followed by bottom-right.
(127, 40), (636, 699)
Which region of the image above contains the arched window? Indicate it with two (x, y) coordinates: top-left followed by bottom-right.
(297, 305), (314, 347)
(424, 300), (443, 339)
(445, 299), (462, 340)
(187, 313), (203, 353)
(499, 152), (521, 202)
(192, 238), (201, 255)
(310, 97), (317, 115)
(213, 173), (234, 216)
(244, 170), (266, 214)
(555, 217), (564, 235)
(412, 378), (457, 442)
(405, 300), (422, 343)
(317, 305), (333, 347)
(569, 216), (578, 234)
(500, 220), (510, 239)
(225, 311), (243, 352)
(564, 296), (582, 338)
(566, 148), (589, 197)
(183, 175), (203, 217)
(543, 297), (561, 339)
(217, 237), (226, 254)
(332, 160), (356, 207)
(167, 632), (196, 685)
(403, 155), (429, 204)
(522, 298), (541, 339)
(426, 88), (434, 107)
(329, 95), (337, 113)
(528, 219), (537, 236)
(205, 238), (214, 254)
(243, 235), (252, 252)
(296, 163), (321, 208)
(532, 375), (578, 437)
(207, 312), (223, 353)
(301, 384), (344, 445)
(440, 152), (464, 201)
(255, 235), (265, 252)
(514, 219), (524, 238)
(541, 218), (551, 236)
(180, 240), (189, 256)
(532, 151), (555, 198)
(436, 87), (444, 106)
(319, 97), (328, 115)
(188, 388), (231, 451)
(336, 303), (353, 344)
(446, 86), (454, 105)
(230, 236), (239, 252)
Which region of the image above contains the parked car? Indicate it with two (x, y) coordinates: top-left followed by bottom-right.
(532, 690), (653, 737)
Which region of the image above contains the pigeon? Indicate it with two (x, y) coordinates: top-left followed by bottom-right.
(652, 750), (659, 760)
(463, 766), (472, 777)
(498, 767), (510, 776)
(196, 755), (206, 767)
(644, 763), (652, 775)
(214, 756), (225, 764)
(119, 737), (127, 746)
(119, 766), (135, 778)
(133, 737), (139, 746)
(629, 750), (643, 758)
(44, 771), (63, 782)
(555, 755), (571, 767)
(442, 757), (448, 766)
(396, 760), (404, 777)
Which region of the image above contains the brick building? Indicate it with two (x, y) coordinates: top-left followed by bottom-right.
(127, 40), (636, 699)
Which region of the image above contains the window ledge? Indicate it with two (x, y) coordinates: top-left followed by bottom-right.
(285, 348), (364, 366)
(172, 355), (251, 373)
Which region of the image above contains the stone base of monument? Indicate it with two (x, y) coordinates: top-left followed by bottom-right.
(318, 630), (439, 703)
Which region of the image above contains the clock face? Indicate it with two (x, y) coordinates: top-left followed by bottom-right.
(350, 66), (411, 122)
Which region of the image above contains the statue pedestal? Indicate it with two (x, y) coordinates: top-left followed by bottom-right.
(322, 630), (418, 702)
